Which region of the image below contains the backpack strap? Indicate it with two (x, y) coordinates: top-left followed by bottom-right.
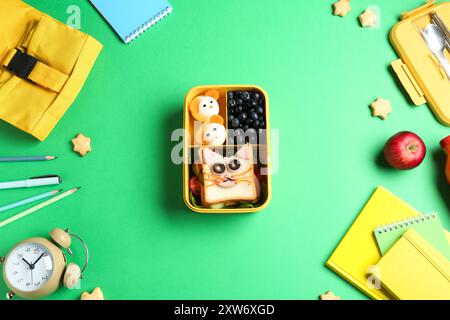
(2, 48), (68, 93)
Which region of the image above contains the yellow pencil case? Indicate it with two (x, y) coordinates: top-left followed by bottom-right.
(183, 85), (272, 214)
(0, 0), (102, 141)
(390, 1), (450, 125)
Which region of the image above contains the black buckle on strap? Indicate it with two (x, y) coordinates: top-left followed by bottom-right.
(5, 49), (38, 79)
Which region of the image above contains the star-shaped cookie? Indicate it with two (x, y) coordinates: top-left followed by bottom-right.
(333, 0), (351, 17)
(81, 287), (104, 300)
(320, 291), (341, 300)
(359, 9), (378, 28)
(72, 133), (92, 157)
(370, 98), (392, 120)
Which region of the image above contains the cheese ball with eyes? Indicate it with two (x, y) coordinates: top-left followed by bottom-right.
(189, 90), (220, 122)
(194, 115), (226, 146)
(202, 121), (226, 146)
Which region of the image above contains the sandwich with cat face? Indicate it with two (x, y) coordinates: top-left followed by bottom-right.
(199, 144), (261, 207)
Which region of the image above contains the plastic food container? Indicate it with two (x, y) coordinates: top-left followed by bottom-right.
(183, 85), (272, 214)
(390, 1), (450, 125)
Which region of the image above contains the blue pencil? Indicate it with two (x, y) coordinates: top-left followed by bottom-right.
(0, 156), (57, 162)
(0, 189), (62, 213)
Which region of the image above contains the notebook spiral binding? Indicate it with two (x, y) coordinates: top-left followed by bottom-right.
(375, 213), (437, 234)
(125, 6), (173, 43)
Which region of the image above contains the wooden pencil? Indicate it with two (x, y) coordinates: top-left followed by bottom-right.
(0, 188), (80, 229)
(0, 156), (57, 162)
(0, 189), (62, 213)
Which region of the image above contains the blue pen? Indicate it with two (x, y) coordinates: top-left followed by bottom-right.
(0, 189), (62, 213)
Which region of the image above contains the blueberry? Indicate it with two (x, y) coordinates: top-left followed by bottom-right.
(246, 118), (254, 125)
(251, 92), (261, 101)
(236, 98), (243, 105)
(234, 91), (242, 98)
(236, 135), (245, 145)
(260, 120), (266, 128)
(228, 114), (234, 121)
(241, 91), (250, 101)
(237, 105), (243, 113)
(243, 125), (249, 131)
(228, 99), (236, 107)
(257, 106), (264, 114)
(246, 128), (257, 143)
(258, 114), (264, 121)
(248, 135), (258, 144)
(250, 112), (259, 121)
(227, 92), (234, 100)
(238, 112), (247, 122)
(247, 128), (256, 135)
(231, 118), (240, 129)
(253, 119), (260, 128)
(248, 100), (258, 107)
(248, 108), (255, 114)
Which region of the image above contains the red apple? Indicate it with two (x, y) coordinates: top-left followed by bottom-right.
(383, 131), (426, 170)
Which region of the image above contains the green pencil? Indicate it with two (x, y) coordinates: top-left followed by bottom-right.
(0, 187), (80, 229)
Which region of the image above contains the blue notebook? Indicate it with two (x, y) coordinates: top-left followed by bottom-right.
(90, 0), (173, 43)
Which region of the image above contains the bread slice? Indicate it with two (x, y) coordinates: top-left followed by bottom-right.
(199, 144), (259, 207)
(202, 178), (257, 206)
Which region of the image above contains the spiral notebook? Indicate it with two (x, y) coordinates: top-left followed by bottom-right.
(326, 187), (450, 300)
(90, 0), (173, 43)
(374, 213), (450, 259)
(374, 229), (450, 300)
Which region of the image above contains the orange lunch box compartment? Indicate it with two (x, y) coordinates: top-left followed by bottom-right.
(183, 85), (272, 214)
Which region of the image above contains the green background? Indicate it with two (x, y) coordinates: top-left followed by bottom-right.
(0, 0), (449, 300)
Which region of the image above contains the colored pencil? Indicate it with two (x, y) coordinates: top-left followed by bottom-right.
(0, 189), (62, 213)
(0, 187), (80, 229)
(0, 156), (57, 162)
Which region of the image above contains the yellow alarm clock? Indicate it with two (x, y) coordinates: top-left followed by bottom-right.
(0, 228), (89, 299)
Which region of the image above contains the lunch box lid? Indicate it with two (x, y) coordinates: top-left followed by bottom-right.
(390, 1), (450, 126)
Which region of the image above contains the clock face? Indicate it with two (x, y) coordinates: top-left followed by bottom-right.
(4, 242), (54, 292)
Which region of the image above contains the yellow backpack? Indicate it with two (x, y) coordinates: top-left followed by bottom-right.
(0, 0), (102, 141)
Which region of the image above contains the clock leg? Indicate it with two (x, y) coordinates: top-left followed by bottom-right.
(6, 291), (15, 300)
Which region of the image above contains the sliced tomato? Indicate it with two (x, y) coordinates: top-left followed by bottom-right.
(254, 168), (264, 184)
(189, 176), (201, 196)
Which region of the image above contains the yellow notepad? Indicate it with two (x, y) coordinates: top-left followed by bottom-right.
(326, 186), (450, 300)
(374, 229), (450, 300)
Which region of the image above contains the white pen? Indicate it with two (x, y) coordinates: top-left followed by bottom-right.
(0, 175), (62, 190)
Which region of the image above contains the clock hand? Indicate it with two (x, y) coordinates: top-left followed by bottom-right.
(22, 258), (32, 268)
(31, 252), (46, 267)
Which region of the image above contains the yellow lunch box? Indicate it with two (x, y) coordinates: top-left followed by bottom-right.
(183, 85), (272, 214)
(390, 0), (450, 126)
